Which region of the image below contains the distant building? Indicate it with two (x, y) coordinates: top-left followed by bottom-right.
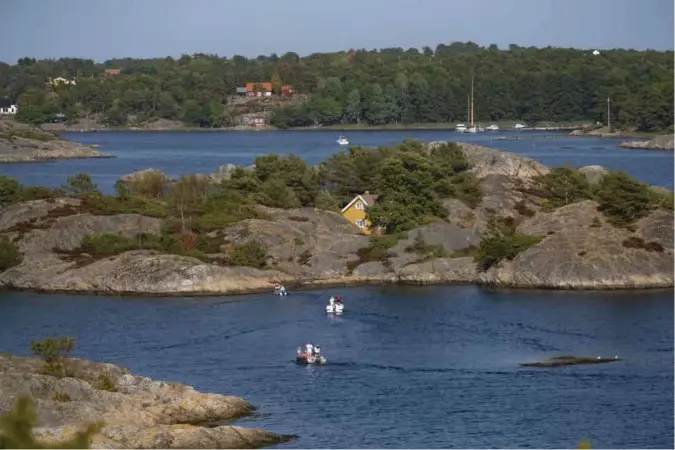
(250, 117), (266, 127)
(49, 77), (76, 86)
(341, 191), (380, 235)
(236, 87), (248, 96)
(104, 68), (121, 76)
(246, 82), (273, 97)
(592, 50), (601, 56)
(281, 85), (294, 98)
(0, 99), (18, 115)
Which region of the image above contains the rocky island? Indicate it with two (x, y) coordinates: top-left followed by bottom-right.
(0, 140), (672, 294)
(0, 351), (293, 448)
(0, 120), (111, 163)
(618, 134), (674, 151)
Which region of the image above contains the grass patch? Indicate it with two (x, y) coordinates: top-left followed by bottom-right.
(81, 194), (169, 218)
(51, 392), (71, 402)
(513, 200), (536, 217)
(30, 337), (75, 378)
(0, 235), (22, 272)
(1, 129), (57, 142)
(92, 375), (118, 392)
(621, 236), (664, 252)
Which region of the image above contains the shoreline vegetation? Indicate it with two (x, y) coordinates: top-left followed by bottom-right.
(0, 137), (672, 296)
(2, 42), (672, 138)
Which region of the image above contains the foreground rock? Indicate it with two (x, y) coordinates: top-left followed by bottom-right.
(519, 355), (621, 368)
(0, 355), (294, 448)
(0, 142), (672, 293)
(0, 120), (112, 163)
(618, 135), (674, 151)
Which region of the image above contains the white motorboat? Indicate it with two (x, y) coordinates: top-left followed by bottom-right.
(326, 296), (344, 314)
(466, 126), (477, 133)
(274, 285), (288, 296)
(296, 353), (327, 365)
(455, 124), (467, 133)
(487, 124), (499, 131)
(296, 345), (326, 365)
(337, 136), (349, 145)
(514, 123), (526, 130)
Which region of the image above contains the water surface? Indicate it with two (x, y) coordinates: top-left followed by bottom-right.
(0, 285), (671, 448)
(1, 130), (672, 192)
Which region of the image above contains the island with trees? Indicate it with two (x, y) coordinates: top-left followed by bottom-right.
(0, 139), (672, 293)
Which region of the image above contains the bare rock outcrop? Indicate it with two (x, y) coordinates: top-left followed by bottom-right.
(453, 142), (550, 179)
(479, 201), (674, 289)
(0, 120), (112, 163)
(0, 355), (293, 448)
(619, 135), (674, 151)
(578, 165), (609, 184)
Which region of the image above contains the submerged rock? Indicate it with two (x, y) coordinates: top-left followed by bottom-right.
(520, 355), (621, 367)
(0, 355), (295, 448)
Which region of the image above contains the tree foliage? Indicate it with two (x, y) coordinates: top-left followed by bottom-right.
(0, 43), (671, 131)
(475, 218), (543, 271)
(30, 337), (76, 378)
(0, 396), (101, 449)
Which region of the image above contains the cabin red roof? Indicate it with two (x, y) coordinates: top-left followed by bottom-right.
(104, 68), (121, 76)
(246, 82), (272, 92)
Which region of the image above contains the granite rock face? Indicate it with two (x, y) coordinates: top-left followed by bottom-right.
(0, 355), (293, 448)
(0, 120), (111, 163)
(618, 135), (674, 151)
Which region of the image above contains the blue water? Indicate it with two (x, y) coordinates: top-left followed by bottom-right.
(0, 130), (672, 192)
(0, 285), (672, 448)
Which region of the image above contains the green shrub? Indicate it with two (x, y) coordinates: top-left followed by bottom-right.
(229, 238), (268, 269)
(0, 396), (102, 449)
(535, 167), (593, 208)
(123, 170), (169, 199)
(595, 172), (654, 226)
(314, 189), (340, 211)
(30, 337), (75, 378)
(649, 187), (674, 210)
(61, 173), (98, 197)
(81, 194), (168, 218)
(405, 232), (448, 260)
(0, 235), (22, 272)
(347, 232), (406, 271)
(0, 176), (21, 208)
(257, 178), (301, 209)
(621, 236), (664, 252)
(93, 375), (118, 393)
(475, 218), (543, 271)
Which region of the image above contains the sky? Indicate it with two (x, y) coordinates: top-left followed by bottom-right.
(1, 0), (673, 63)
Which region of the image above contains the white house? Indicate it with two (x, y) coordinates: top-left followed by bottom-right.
(0, 100), (17, 115)
(49, 77), (76, 86)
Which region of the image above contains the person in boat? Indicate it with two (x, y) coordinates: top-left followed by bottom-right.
(314, 345), (321, 357)
(296, 347), (302, 357)
(328, 296), (335, 305)
(336, 295), (342, 304)
(280, 285), (287, 295)
(305, 343), (314, 357)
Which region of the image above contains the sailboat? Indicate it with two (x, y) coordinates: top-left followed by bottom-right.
(466, 76), (477, 133)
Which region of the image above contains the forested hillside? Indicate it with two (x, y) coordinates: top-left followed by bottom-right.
(0, 42), (672, 131)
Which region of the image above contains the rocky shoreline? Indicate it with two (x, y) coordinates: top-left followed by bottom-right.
(0, 354), (294, 448)
(0, 120), (112, 163)
(618, 135), (674, 151)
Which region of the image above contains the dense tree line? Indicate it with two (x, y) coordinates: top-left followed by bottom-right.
(0, 43), (672, 130)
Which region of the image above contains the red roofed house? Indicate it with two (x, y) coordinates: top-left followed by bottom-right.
(104, 68), (121, 77)
(246, 82), (272, 97)
(281, 85), (294, 98)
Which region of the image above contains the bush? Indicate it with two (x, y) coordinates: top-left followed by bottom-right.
(61, 173), (98, 197)
(93, 375), (118, 392)
(30, 337), (75, 378)
(256, 178), (301, 209)
(649, 187), (674, 210)
(0, 176), (21, 208)
(81, 194), (168, 218)
(621, 236), (664, 252)
(595, 172), (654, 226)
(347, 233), (406, 271)
(475, 218), (543, 271)
(535, 167), (593, 208)
(405, 232), (448, 260)
(0, 235), (22, 272)
(0, 396), (102, 449)
(228, 238), (268, 269)
(314, 189), (340, 211)
(123, 171), (169, 199)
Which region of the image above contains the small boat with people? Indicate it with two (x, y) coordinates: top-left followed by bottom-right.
(326, 295), (344, 314)
(296, 343), (327, 365)
(337, 136), (349, 145)
(273, 283), (288, 296)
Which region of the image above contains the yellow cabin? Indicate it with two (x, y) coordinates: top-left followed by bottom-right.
(341, 191), (379, 235)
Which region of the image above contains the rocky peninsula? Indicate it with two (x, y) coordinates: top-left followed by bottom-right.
(0, 120), (111, 163)
(618, 134), (674, 151)
(0, 353), (293, 448)
(0, 141), (672, 294)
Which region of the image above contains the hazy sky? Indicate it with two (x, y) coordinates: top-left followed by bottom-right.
(2, 0), (673, 62)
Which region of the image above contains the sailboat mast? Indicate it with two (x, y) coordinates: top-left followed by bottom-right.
(467, 95), (470, 123)
(470, 76), (475, 127)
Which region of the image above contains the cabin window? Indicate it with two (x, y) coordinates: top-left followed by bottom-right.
(356, 220), (366, 228)
(355, 202), (364, 210)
